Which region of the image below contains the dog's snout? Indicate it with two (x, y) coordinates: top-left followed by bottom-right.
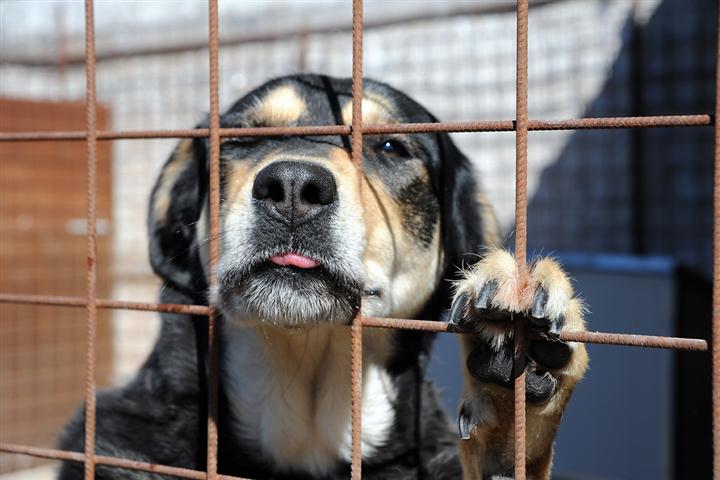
(252, 161), (337, 222)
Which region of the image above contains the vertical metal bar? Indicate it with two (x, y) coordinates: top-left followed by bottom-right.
(207, 1), (221, 478)
(514, 1), (529, 479)
(350, 0), (364, 478)
(82, 1), (98, 478)
(712, 4), (720, 478)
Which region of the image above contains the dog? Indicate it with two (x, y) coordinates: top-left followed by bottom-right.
(58, 74), (588, 480)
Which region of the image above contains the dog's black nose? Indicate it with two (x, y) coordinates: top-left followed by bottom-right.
(252, 161), (337, 223)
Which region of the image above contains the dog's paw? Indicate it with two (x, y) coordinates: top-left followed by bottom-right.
(449, 249), (585, 403)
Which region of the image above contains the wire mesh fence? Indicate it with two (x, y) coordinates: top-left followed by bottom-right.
(0, 0), (716, 479)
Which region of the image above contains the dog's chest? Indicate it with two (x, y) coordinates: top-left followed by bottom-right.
(222, 325), (396, 477)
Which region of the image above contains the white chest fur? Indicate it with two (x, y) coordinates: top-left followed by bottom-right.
(222, 323), (396, 476)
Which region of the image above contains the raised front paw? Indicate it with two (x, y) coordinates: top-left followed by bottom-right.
(449, 249), (586, 403)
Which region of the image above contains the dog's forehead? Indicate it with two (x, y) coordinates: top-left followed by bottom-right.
(222, 75), (434, 127)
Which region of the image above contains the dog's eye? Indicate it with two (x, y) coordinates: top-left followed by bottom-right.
(376, 139), (410, 158)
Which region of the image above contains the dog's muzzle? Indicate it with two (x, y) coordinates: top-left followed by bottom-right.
(217, 159), (363, 327)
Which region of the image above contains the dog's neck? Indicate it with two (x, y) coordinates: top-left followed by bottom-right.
(221, 321), (396, 477)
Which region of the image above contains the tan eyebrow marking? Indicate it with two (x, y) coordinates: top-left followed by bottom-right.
(252, 84), (306, 126)
(341, 97), (394, 126)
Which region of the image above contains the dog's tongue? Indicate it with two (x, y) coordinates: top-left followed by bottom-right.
(270, 253), (319, 269)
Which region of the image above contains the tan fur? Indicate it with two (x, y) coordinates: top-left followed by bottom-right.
(252, 84), (305, 126)
(477, 192), (501, 247)
(153, 139), (193, 222)
(341, 95), (395, 126)
(456, 249), (589, 480)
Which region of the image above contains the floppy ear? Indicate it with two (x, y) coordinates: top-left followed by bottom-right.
(436, 132), (488, 278)
(147, 137), (209, 297)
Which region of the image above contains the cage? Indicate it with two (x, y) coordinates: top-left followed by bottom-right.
(0, 0), (716, 479)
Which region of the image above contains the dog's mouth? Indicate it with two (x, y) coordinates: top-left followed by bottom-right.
(217, 247), (363, 328)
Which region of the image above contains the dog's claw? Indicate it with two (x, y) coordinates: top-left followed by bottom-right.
(448, 291), (469, 328)
(474, 280), (498, 311)
(530, 286), (548, 325)
(458, 402), (474, 440)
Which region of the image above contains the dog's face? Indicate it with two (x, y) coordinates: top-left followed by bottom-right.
(148, 75), (489, 327)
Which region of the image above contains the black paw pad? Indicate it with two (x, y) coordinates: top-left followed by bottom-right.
(466, 340), (513, 388)
(528, 339), (572, 371)
(526, 370), (558, 404)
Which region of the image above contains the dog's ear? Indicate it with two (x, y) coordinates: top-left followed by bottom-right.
(147, 137), (209, 296)
(436, 132), (487, 278)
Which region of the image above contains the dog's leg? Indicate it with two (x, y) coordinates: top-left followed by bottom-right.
(449, 249), (589, 479)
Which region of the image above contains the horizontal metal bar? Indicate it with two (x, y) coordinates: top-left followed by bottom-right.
(0, 293), (210, 315)
(559, 330), (709, 350)
(361, 316), (708, 351)
(0, 293), (707, 350)
(0, 443), (250, 480)
(0, 115), (712, 142)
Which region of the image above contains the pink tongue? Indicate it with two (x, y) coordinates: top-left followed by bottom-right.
(270, 253), (319, 269)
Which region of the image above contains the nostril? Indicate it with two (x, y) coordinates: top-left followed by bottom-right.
(252, 167), (287, 203)
(303, 177), (337, 206)
(267, 180), (285, 203)
(302, 184), (321, 205)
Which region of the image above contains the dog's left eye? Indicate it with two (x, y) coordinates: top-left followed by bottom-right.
(222, 138), (261, 149)
(376, 139), (410, 158)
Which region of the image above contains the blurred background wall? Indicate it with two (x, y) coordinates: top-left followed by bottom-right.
(0, 0), (715, 478)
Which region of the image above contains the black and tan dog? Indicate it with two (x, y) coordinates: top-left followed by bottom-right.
(58, 74), (588, 480)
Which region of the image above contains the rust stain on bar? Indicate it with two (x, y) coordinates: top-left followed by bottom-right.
(207, 0), (221, 479)
(0, 292), (211, 315)
(513, 0), (530, 478)
(0, 115), (712, 142)
(82, 1), (98, 478)
(361, 317), (707, 350)
(350, 1), (365, 479)
(560, 331), (708, 351)
(0, 443), (252, 480)
(0, 296), (707, 351)
(713, 3), (720, 477)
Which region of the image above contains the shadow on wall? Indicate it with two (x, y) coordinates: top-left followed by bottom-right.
(524, 0), (714, 477)
(526, 0), (715, 276)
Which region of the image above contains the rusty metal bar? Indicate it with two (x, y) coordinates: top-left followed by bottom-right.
(361, 317), (708, 350)
(0, 292), (210, 315)
(513, 1), (530, 478)
(0, 443), (251, 480)
(82, 1), (98, 478)
(713, 3), (720, 477)
(0, 294), (708, 350)
(0, 115), (712, 143)
(350, 0), (364, 478)
(207, 0), (221, 479)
